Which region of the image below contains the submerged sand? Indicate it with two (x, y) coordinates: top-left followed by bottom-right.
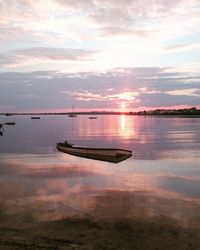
(0, 217), (199, 250)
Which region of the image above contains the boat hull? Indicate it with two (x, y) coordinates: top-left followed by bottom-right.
(56, 143), (132, 163)
(31, 117), (40, 119)
(4, 122), (16, 125)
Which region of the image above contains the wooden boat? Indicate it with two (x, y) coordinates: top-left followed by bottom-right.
(56, 141), (132, 163)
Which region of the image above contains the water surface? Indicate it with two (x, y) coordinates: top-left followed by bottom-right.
(0, 115), (200, 228)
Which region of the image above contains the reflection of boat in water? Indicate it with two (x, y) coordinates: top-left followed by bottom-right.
(31, 117), (40, 119)
(68, 113), (77, 117)
(56, 141), (132, 163)
(68, 105), (77, 117)
(88, 117), (97, 119)
(0, 124), (4, 136)
(4, 122), (16, 125)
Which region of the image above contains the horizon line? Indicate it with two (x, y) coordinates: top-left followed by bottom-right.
(1, 107), (199, 116)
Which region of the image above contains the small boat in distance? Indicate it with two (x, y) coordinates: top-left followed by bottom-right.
(4, 122), (16, 125)
(56, 141), (132, 163)
(68, 105), (77, 117)
(88, 116), (97, 119)
(68, 113), (77, 117)
(31, 117), (40, 119)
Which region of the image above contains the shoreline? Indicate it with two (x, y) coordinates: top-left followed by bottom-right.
(1, 107), (200, 117)
(1, 112), (200, 117)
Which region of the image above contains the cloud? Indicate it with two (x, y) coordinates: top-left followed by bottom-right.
(0, 0), (37, 25)
(54, 0), (95, 9)
(20, 164), (103, 179)
(139, 92), (200, 107)
(62, 91), (139, 103)
(0, 66), (200, 112)
(0, 47), (97, 67)
(0, 0), (199, 75)
(15, 47), (96, 60)
(163, 64), (200, 80)
(55, 0), (200, 38)
(163, 43), (200, 53)
(0, 0), (199, 46)
(158, 176), (200, 198)
(0, 27), (27, 43)
(0, 0), (92, 44)
(99, 26), (151, 37)
(167, 88), (200, 97)
(55, 0), (191, 21)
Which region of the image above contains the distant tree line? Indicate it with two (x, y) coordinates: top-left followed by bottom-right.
(132, 107), (200, 116)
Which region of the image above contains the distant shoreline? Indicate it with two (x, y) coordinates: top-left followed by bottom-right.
(1, 107), (200, 117)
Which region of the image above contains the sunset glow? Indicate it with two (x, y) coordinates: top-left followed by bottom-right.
(1, 2), (200, 247)
(120, 103), (126, 109)
(0, 0), (199, 112)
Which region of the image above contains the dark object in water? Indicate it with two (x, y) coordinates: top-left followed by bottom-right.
(56, 141), (132, 163)
(4, 122), (16, 125)
(0, 124), (3, 136)
(31, 117), (40, 119)
(88, 117), (97, 119)
(68, 113), (77, 117)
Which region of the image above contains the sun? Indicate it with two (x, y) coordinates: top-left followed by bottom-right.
(120, 103), (126, 109)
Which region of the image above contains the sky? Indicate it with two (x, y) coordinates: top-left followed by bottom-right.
(0, 0), (200, 112)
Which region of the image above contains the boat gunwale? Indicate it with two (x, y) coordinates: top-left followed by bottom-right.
(57, 143), (132, 154)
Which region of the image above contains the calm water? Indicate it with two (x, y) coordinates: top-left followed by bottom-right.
(0, 115), (200, 228)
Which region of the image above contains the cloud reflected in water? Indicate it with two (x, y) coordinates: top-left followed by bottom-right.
(158, 176), (200, 198)
(89, 190), (200, 229)
(0, 154), (200, 230)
